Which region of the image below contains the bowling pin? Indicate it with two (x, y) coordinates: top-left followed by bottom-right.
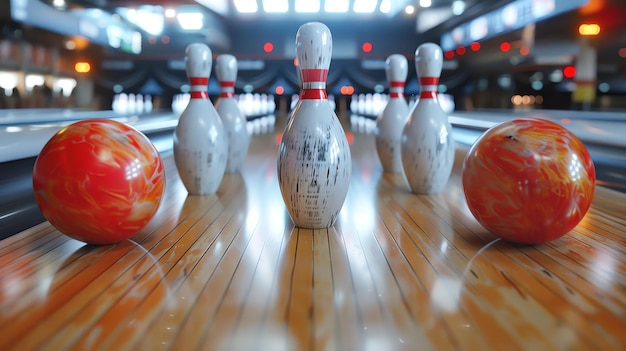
(128, 93), (136, 114)
(136, 93), (144, 114)
(144, 94), (153, 113)
(118, 93), (128, 114)
(174, 43), (228, 195)
(401, 42), (454, 194)
(112, 93), (120, 113)
(376, 54), (409, 173)
(215, 54), (250, 173)
(277, 22), (351, 229)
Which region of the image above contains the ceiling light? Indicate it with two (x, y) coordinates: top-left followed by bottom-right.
(263, 0), (288, 13)
(295, 0), (319, 12)
(420, 0), (432, 7)
(353, 0), (377, 13)
(52, 0), (66, 9)
(164, 8), (176, 18)
(379, 0), (391, 14)
(126, 7), (165, 36)
(325, 0), (349, 13)
(405, 5), (415, 15)
(195, 0), (229, 15)
(177, 12), (204, 30)
(234, 0), (258, 13)
(452, 1), (466, 15)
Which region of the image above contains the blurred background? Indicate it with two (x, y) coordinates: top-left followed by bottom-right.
(0, 0), (624, 116)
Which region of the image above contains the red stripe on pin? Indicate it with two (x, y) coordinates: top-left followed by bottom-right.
(390, 92), (404, 98)
(301, 69), (329, 82)
(420, 77), (439, 85)
(220, 92), (235, 98)
(420, 91), (437, 99)
(300, 89), (327, 100)
(390, 81), (405, 87)
(220, 81), (235, 87)
(191, 91), (209, 99)
(189, 77), (209, 85)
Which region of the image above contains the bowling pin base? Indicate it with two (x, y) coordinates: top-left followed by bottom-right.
(376, 137), (404, 173)
(278, 102), (351, 230)
(401, 103), (455, 195)
(401, 140), (455, 195)
(174, 147), (227, 195)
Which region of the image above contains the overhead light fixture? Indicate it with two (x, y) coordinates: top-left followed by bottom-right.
(234, 0), (258, 13)
(405, 5), (415, 15)
(420, 0), (432, 8)
(75, 62), (91, 74)
(325, 0), (349, 13)
(195, 0), (229, 16)
(451, 0), (466, 15)
(295, 0), (319, 13)
(353, 0), (377, 13)
(263, 0), (288, 13)
(379, 0), (391, 14)
(177, 12), (204, 30)
(579, 23), (600, 36)
(164, 8), (176, 18)
(52, 0), (66, 9)
(121, 6), (165, 36)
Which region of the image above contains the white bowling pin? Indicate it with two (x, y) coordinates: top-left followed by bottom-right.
(144, 94), (153, 113)
(277, 22), (351, 229)
(118, 93), (128, 114)
(401, 42), (454, 194)
(357, 93), (365, 115)
(112, 93), (120, 113)
(215, 54), (250, 173)
(376, 54), (409, 173)
(136, 93), (144, 114)
(174, 43), (228, 195)
(128, 93), (136, 114)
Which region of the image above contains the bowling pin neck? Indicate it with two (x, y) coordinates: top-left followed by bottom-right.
(414, 42), (443, 100)
(419, 77), (439, 99)
(295, 22), (332, 100)
(299, 68), (328, 100)
(185, 43), (212, 81)
(389, 81), (405, 99)
(189, 77), (209, 99)
(219, 81), (235, 99)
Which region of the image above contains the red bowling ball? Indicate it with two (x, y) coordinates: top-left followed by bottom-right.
(32, 119), (165, 245)
(462, 117), (595, 244)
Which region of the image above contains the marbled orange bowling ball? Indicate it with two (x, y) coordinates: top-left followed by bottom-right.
(462, 118), (595, 244)
(33, 119), (165, 245)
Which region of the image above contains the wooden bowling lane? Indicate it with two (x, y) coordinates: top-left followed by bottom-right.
(1, 127), (626, 350)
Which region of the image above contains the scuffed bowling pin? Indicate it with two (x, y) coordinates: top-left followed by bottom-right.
(376, 54), (409, 173)
(215, 54), (250, 173)
(174, 43), (228, 195)
(277, 22), (351, 229)
(401, 43), (454, 194)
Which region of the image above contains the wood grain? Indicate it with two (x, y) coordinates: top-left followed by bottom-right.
(1, 120), (625, 351)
